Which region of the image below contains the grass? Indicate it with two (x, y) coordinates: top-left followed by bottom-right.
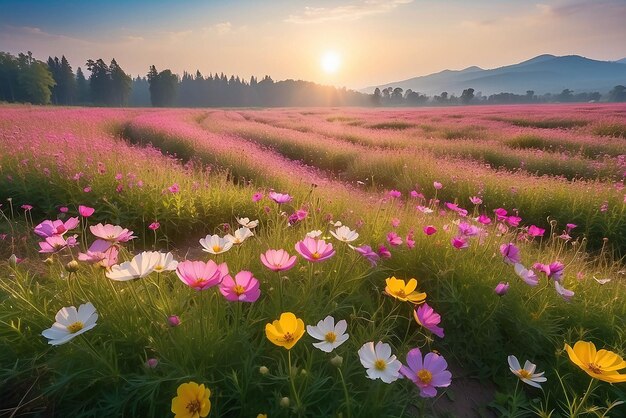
(594, 123), (626, 138)
(368, 121), (416, 130)
(493, 117), (590, 129)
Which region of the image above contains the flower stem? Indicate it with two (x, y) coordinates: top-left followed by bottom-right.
(338, 367), (352, 418)
(571, 378), (596, 417)
(288, 350), (303, 416)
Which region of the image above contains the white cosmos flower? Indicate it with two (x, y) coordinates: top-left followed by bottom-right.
(236, 217), (259, 229)
(199, 234), (234, 254)
(332, 221), (343, 227)
(106, 251), (160, 281)
(507, 355), (547, 388)
(329, 225), (359, 243)
(42, 302), (98, 345)
(555, 281), (574, 301)
(306, 230), (323, 238)
(514, 263), (539, 287)
(153, 252), (178, 272)
(225, 227), (254, 245)
(306, 316), (349, 353)
(358, 341), (402, 383)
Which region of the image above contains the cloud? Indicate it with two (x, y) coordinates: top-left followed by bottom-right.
(539, 0), (626, 18)
(285, 0), (413, 24)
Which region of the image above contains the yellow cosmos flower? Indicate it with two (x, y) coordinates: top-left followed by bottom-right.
(384, 277), (427, 304)
(265, 312), (305, 350)
(171, 381), (211, 418)
(565, 341), (626, 383)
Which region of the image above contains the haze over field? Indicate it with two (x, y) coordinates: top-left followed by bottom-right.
(1, 0), (625, 89)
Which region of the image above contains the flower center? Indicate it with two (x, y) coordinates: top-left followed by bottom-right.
(518, 369), (532, 379)
(186, 400), (201, 414)
(417, 369), (433, 384)
(67, 321), (84, 333)
(154, 265), (164, 271)
(397, 289), (406, 297)
(233, 284), (246, 296)
(374, 359), (387, 371)
(212, 245), (222, 253)
(311, 252), (321, 259)
(588, 363), (602, 374)
(282, 332), (294, 343)
(324, 331), (337, 343)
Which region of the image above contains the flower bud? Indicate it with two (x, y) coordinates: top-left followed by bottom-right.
(330, 355), (343, 367)
(259, 366), (269, 375)
(494, 282), (510, 296)
(65, 260), (80, 273)
(145, 358), (158, 368)
(167, 315), (181, 327)
(280, 397), (290, 408)
(8, 254), (18, 267)
(44, 257), (54, 265)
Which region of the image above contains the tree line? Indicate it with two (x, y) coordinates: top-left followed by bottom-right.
(1, 50), (625, 107)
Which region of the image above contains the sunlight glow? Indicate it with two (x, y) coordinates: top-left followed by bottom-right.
(321, 51), (341, 74)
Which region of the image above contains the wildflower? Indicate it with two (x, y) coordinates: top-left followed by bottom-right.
(353, 245), (380, 266)
(451, 236), (469, 249)
(168, 183), (180, 193)
(391, 218), (400, 228)
(494, 282), (510, 296)
(153, 252), (178, 272)
(566, 223), (577, 231)
(358, 341), (402, 383)
(330, 225), (359, 243)
(261, 249), (297, 272)
(306, 229), (322, 238)
(225, 227), (254, 245)
(458, 222), (479, 237)
(406, 230), (415, 249)
(42, 302), (98, 345)
(423, 225), (437, 235)
(534, 261), (565, 282)
(34, 217), (79, 238)
(507, 355), (547, 388)
(83, 187), (91, 193)
(171, 382), (211, 418)
(388, 190), (401, 198)
(565, 341), (626, 383)
(38, 234), (79, 253)
(306, 316), (349, 353)
(219, 271), (260, 302)
(265, 312), (305, 350)
(377, 245), (392, 259)
(500, 243), (521, 265)
(385, 277), (427, 304)
(470, 196), (482, 205)
(199, 234), (234, 254)
(252, 192), (263, 202)
(400, 347), (452, 397)
(106, 251), (161, 281)
(295, 236), (335, 262)
(386, 232), (403, 246)
(237, 217), (259, 228)
(59, 206), (69, 213)
(148, 222), (160, 231)
(78, 205), (95, 217)
(494, 208), (508, 221)
(176, 260), (227, 291)
(145, 358), (159, 369)
(168, 315), (181, 327)
(414, 303), (444, 338)
(90, 223), (135, 244)
(506, 216), (522, 227)
(555, 281), (574, 301)
(410, 190), (422, 198)
(269, 191), (293, 204)
(514, 263), (539, 286)
(477, 214), (492, 225)
(433, 181), (443, 190)
(527, 225), (545, 237)
(21, 204), (33, 211)
(416, 205), (434, 214)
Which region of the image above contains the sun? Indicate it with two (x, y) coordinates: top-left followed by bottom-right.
(321, 51), (341, 74)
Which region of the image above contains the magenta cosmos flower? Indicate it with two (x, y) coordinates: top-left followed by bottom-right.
(386, 232), (403, 247)
(252, 192), (263, 202)
(400, 347), (452, 398)
(433, 181), (443, 190)
(269, 191), (293, 204)
(219, 271), (260, 302)
(353, 245), (380, 266)
(500, 243), (521, 265)
(90, 223), (135, 244)
(78, 205), (95, 217)
(477, 214), (491, 225)
(494, 282), (510, 296)
(423, 225), (437, 236)
(533, 261), (565, 282)
(34, 217), (79, 238)
(451, 236), (469, 250)
(414, 303), (444, 338)
(176, 260), (228, 291)
(295, 236), (335, 262)
(388, 190), (401, 198)
(260, 249), (297, 272)
(527, 225), (545, 237)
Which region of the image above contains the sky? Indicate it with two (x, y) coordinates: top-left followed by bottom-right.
(1, 0), (625, 89)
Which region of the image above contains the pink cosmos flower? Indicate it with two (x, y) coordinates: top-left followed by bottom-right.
(494, 282), (510, 296)
(252, 192), (263, 202)
(533, 261), (565, 282)
(414, 303), (444, 338)
(78, 205), (95, 217)
(514, 263), (539, 286)
(388, 190), (401, 198)
(458, 222), (480, 237)
(566, 223), (577, 231)
(494, 208), (508, 221)
(433, 181), (443, 190)
(167, 315), (181, 327)
(500, 243), (521, 265)
(34, 217), (80, 238)
(391, 218), (400, 228)
(176, 260), (227, 291)
(386, 232), (403, 247)
(416, 205), (434, 214)
(423, 225), (437, 236)
(295, 236), (335, 262)
(506, 216), (522, 227)
(451, 236), (469, 249)
(59, 207), (69, 213)
(21, 204), (33, 211)
(353, 245), (380, 266)
(260, 249), (297, 272)
(410, 190), (422, 199)
(269, 191), (293, 204)
(600, 202), (608, 212)
(219, 271), (260, 302)
(377, 245), (392, 259)
(400, 347), (451, 398)
(168, 183), (180, 193)
(445, 202), (459, 212)
(406, 231), (415, 249)
(148, 222), (160, 231)
(469, 196), (482, 205)
(477, 214), (492, 225)
(38, 235), (78, 253)
(555, 281), (574, 301)
(83, 187), (91, 193)
(527, 225), (545, 237)
(90, 223), (136, 244)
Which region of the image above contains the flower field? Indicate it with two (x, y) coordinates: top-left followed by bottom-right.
(1, 103), (626, 417)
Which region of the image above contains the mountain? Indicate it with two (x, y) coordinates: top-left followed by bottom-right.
(363, 55), (626, 96)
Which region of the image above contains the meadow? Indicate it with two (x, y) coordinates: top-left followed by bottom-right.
(1, 103), (626, 417)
